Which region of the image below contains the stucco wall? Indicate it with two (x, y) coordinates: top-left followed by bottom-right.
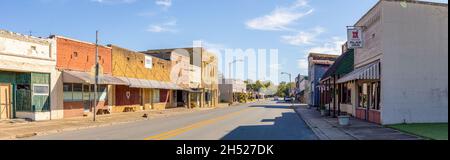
(380, 1), (448, 124)
(111, 45), (171, 82)
(0, 31), (63, 120)
(354, 3), (383, 68)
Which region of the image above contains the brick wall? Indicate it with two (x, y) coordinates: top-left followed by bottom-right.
(56, 37), (112, 74)
(63, 101), (108, 118)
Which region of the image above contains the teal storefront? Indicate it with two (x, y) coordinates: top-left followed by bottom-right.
(0, 71), (50, 120)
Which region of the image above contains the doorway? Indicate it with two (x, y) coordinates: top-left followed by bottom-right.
(0, 84), (12, 120)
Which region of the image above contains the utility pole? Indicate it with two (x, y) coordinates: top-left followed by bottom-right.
(93, 31), (99, 122)
(229, 59), (244, 79)
(281, 72), (293, 107)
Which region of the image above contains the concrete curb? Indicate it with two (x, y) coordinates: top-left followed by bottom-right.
(293, 107), (330, 140)
(2, 110), (202, 140)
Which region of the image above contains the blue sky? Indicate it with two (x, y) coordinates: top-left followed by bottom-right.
(1, 0), (447, 83)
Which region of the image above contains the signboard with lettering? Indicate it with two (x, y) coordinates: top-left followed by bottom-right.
(347, 27), (364, 49)
(145, 55), (153, 69)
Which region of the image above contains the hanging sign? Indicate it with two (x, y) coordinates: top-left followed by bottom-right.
(347, 27), (364, 49)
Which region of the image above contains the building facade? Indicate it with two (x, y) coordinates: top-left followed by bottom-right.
(143, 47), (219, 108)
(141, 48), (192, 108)
(335, 0), (448, 124)
(319, 48), (355, 117)
(111, 45), (182, 111)
(294, 75), (309, 103)
(54, 36), (126, 118)
(307, 53), (338, 108)
(0, 30), (63, 121)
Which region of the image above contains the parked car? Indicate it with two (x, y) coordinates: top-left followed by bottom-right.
(284, 97), (293, 102)
(274, 96), (279, 101)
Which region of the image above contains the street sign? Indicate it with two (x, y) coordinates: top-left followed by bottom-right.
(347, 27), (364, 49)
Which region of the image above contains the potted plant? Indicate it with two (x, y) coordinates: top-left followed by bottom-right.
(338, 113), (351, 126)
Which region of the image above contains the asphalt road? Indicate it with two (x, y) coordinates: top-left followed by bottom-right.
(26, 101), (318, 140)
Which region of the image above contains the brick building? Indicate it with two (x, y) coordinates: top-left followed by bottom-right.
(53, 36), (126, 118)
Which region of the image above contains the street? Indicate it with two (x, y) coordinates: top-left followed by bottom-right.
(25, 101), (318, 140)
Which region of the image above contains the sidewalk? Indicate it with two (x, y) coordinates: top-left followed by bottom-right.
(294, 105), (422, 140)
(0, 106), (223, 140)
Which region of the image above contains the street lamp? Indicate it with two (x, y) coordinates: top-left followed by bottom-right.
(281, 72), (293, 106)
(229, 59), (244, 79)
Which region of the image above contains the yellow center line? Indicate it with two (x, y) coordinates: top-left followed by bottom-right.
(144, 108), (254, 140)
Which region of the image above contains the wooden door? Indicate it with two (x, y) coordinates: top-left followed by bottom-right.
(0, 84), (12, 120)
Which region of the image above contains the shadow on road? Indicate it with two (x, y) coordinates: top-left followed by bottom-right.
(249, 105), (290, 109)
(220, 112), (318, 140)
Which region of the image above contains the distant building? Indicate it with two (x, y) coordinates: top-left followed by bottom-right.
(219, 78), (247, 103)
(294, 75), (309, 103)
(307, 53), (338, 108)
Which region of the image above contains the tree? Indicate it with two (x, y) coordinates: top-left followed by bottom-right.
(276, 82), (295, 97)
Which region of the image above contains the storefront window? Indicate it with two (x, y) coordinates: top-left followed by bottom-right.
(359, 83), (368, 108)
(90, 85), (107, 101)
(63, 83), (73, 101)
(371, 82), (380, 110)
(153, 89), (160, 103)
(73, 84), (83, 101)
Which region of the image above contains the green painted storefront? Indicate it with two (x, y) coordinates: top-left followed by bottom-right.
(0, 71), (50, 118)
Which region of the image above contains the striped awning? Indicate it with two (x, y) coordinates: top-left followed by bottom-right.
(63, 71), (128, 85)
(337, 61), (380, 83)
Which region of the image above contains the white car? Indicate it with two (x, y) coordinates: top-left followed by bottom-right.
(284, 97), (293, 102)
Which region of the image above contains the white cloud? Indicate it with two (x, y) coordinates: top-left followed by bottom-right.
(281, 27), (325, 46)
(155, 0), (172, 9)
(246, 0), (313, 31)
(297, 59), (309, 74)
(308, 37), (346, 55)
(147, 20), (177, 33)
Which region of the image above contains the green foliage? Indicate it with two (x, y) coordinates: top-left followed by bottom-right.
(236, 93), (248, 103)
(275, 82), (295, 97)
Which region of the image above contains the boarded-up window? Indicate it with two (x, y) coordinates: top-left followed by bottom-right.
(115, 86), (140, 106)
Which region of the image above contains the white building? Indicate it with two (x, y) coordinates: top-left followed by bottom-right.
(0, 30), (63, 121)
(337, 0), (448, 124)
